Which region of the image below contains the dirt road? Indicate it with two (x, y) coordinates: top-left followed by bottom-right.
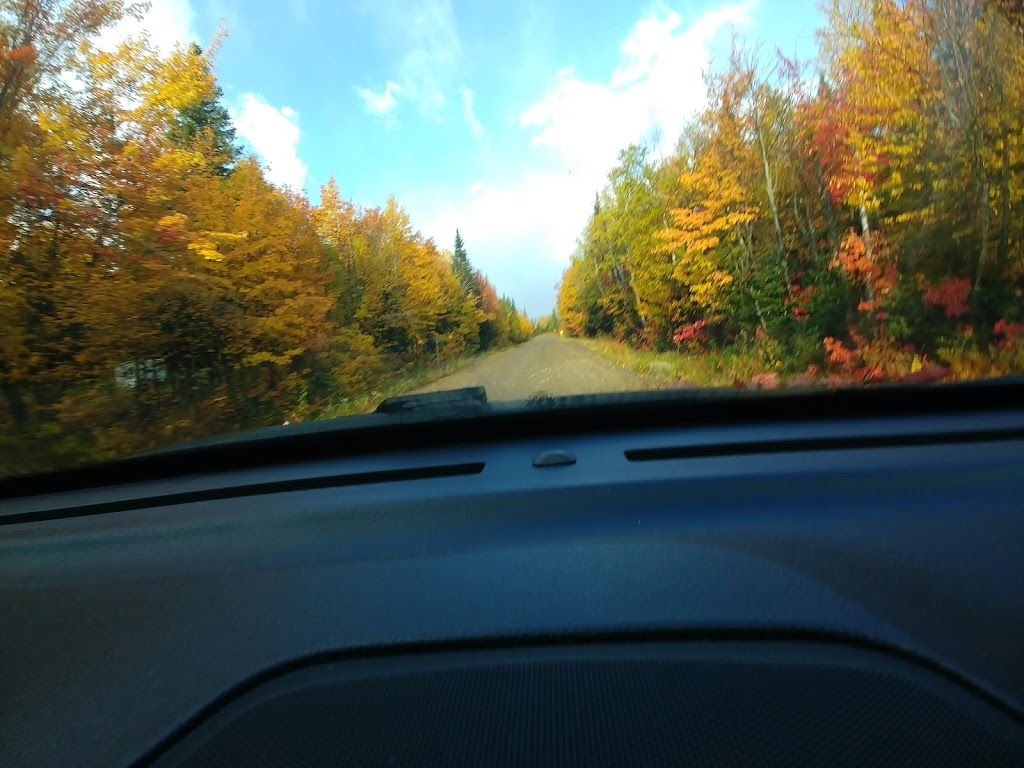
(417, 334), (650, 401)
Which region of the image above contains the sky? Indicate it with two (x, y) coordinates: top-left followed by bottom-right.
(123, 0), (824, 316)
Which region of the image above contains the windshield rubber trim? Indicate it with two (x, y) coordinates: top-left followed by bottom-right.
(2, 379), (1023, 499)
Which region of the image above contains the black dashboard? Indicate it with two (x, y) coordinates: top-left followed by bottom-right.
(2, 385), (1023, 767)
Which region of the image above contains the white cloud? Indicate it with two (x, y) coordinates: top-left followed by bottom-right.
(428, 174), (582, 257)
(521, 3), (753, 177)
(358, 0), (461, 117)
(97, 0), (198, 53)
(414, 171), (599, 315)
(515, 4), (752, 273)
(356, 81), (402, 116)
(460, 88), (484, 141)
(230, 93), (309, 190)
(414, 3), (754, 315)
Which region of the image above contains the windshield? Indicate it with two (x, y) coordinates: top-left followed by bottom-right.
(1, 0), (1022, 477)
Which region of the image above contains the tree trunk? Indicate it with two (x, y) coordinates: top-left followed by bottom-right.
(975, 177), (990, 291)
(859, 198), (875, 304)
(995, 129), (1011, 273)
(755, 116), (792, 295)
(756, 121), (786, 255)
(795, 195), (820, 265)
(1, 377), (28, 432)
(752, 296), (769, 335)
(818, 163), (840, 255)
(622, 255), (648, 333)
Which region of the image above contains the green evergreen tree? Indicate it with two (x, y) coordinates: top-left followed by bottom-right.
(452, 229), (479, 298)
(169, 43), (239, 176)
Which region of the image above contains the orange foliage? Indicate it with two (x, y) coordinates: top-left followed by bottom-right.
(824, 330), (947, 385)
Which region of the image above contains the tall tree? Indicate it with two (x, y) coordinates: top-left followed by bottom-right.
(168, 41), (238, 175)
(451, 229), (478, 297)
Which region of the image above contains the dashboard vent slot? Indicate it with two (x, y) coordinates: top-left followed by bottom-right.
(625, 428), (1024, 462)
(1, 462), (485, 524)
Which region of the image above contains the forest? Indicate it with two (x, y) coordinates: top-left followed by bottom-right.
(557, 0), (1024, 387)
(0, 0), (531, 475)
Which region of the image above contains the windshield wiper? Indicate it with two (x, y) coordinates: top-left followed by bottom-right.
(376, 386), (489, 418)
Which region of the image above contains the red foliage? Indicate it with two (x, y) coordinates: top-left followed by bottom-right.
(783, 271), (815, 321)
(805, 80), (890, 206)
(474, 271), (500, 316)
(672, 319), (709, 345)
(777, 50), (801, 82)
(808, 86), (854, 204)
(918, 275), (971, 318)
(994, 319), (1022, 350)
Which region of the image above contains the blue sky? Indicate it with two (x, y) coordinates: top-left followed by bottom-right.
(127, 0), (823, 316)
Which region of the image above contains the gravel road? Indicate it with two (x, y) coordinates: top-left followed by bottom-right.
(417, 334), (650, 401)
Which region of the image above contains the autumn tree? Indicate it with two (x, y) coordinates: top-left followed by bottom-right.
(557, 259), (586, 337)
(558, 0), (1024, 383)
(0, 15), (529, 474)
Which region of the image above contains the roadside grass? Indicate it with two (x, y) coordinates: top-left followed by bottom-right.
(578, 337), (769, 388)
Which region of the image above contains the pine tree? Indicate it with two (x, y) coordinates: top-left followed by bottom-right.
(169, 43), (239, 176)
(452, 229), (479, 297)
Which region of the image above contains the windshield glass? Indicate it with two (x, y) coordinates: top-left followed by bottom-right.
(2, 0), (1022, 477)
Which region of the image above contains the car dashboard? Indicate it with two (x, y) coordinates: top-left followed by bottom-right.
(1, 385), (1023, 767)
